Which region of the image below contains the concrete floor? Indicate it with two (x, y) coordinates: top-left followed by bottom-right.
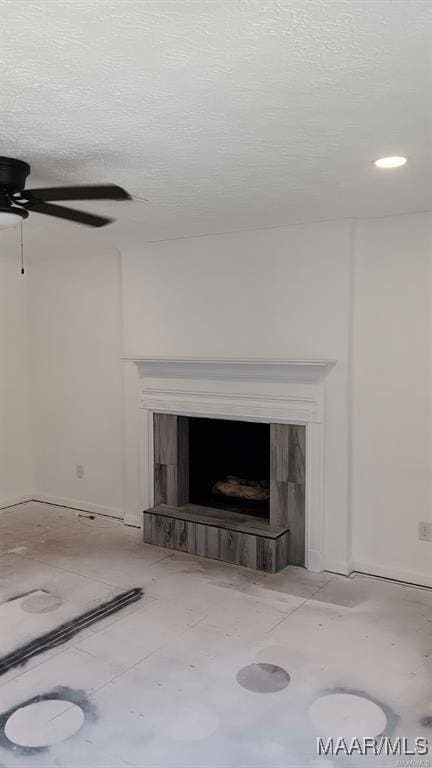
(0, 501), (431, 767)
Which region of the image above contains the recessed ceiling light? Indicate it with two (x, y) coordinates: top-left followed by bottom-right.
(374, 156), (407, 169)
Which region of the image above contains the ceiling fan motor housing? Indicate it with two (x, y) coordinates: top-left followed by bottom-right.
(0, 156), (30, 193)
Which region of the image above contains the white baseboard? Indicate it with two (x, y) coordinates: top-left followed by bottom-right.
(124, 510), (143, 528)
(323, 559), (353, 576)
(351, 560), (432, 589)
(32, 493), (123, 519)
(0, 494), (33, 510)
(6, 498), (430, 588)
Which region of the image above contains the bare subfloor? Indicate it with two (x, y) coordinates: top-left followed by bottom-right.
(0, 502), (431, 767)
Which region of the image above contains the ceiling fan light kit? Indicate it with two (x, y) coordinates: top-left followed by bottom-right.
(0, 155), (130, 229)
(0, 207), (28, 230)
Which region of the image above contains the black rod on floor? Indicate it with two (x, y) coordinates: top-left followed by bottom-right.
(0, 587), (143, 676)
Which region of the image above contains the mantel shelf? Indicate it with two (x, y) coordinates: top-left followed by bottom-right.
(121, 356), (336, 384)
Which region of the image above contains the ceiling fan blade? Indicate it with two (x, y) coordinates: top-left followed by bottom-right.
(23, 184), (130, 202)
(29, 201), (113, 227)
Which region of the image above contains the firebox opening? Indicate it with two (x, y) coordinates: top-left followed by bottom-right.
(188, 417), (270, 519)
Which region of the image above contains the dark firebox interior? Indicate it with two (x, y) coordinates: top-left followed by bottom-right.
(188, 417), (270, 518)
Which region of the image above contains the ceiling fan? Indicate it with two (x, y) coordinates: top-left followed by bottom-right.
(0, 156), (131, 230)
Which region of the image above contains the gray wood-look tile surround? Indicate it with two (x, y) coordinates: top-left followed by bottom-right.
(148, 414), (305, 572)
(270, 423), (305, 565)
(154, 414), (189, 507)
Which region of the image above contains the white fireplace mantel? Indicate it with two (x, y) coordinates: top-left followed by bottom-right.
(121, 356), (335, 384)
(122, 356), (336, 573)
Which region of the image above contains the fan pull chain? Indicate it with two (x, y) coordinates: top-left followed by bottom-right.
(20, 220), (24, 275)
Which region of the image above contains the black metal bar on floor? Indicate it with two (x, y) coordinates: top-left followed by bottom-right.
(0, 587), (143, 676)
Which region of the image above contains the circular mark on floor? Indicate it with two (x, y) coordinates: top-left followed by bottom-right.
(164, 704), (219, 742)
(309, 693), (387, 741)
(236, 663), (291, 693)
(21, 592), (63, 614)
(0, 687), (96, 756)
(5, 700), (84, 748)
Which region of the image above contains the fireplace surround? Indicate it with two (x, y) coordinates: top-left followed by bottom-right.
(122, 357), (335, 573)
(145, 412), (305, 571)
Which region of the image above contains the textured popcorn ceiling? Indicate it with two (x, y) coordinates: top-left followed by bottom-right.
(1, 0), (431, 240)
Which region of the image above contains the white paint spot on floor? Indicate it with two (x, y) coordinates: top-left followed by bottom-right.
(309, 693), (387, 741)
(5, 699), (84, 747)
(164, 704), (219, 741)
(6, 546), (27, 554)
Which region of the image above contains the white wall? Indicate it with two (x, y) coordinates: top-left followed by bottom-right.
(28, 235), (124, 517)
(17, 210), (432, 586)
(122, 221), (352, 361)
(351, 212), (432, 585)
(122, 220), (353, 572)
(0, 230), (33, 506)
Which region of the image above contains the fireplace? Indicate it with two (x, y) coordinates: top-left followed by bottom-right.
(145, 411), (306, 572)
(188, 417), (270, 519)
(124, 357), (335, 573)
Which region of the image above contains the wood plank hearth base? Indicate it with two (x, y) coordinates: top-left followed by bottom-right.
(143, 504), (290, 573)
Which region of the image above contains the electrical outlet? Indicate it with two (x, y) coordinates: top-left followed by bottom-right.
(76, 464), (84, 480)
(418, 521), (432, 542)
